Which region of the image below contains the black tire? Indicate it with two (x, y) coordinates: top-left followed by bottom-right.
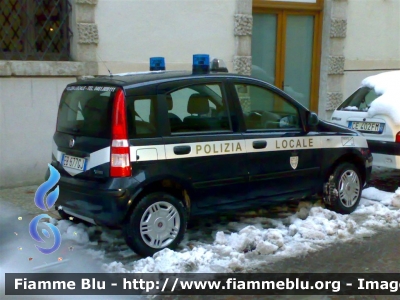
(326, 163), (362, 214)
(123, 192), (187, 257)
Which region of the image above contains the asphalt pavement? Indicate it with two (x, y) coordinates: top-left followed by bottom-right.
(1, 167), (399, 300)
(367, 167), (400, 192)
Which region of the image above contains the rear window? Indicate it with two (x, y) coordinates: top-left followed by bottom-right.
(56, 86), (116, 138)
(337, 87), (380, 112)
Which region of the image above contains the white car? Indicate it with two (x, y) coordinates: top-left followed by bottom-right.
(331, 71), (400, 169)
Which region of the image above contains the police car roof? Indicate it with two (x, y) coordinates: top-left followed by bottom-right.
(74, 70), (249, 87)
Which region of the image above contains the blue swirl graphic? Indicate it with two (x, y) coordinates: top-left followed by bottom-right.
(34, 164), (60, 211)
(29, 214), (62, 254)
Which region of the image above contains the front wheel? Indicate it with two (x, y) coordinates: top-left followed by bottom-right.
(325, 163), (362, 214)
(123, 192), (187, 257)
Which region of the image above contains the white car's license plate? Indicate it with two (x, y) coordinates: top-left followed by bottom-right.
(62, 155), (86, 171)
(349, 121), (381, 132)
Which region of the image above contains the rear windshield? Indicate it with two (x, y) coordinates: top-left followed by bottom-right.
(56, 86), (116, 138)
(337, 86), (380, 112)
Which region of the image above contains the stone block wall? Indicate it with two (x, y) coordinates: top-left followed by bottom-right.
(325, 0), (348, 112)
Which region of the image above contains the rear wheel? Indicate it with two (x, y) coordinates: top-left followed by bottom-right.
(123, 192), (187, 257)
(326, 163), (362, 214)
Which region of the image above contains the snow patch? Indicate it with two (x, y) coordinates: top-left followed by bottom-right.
(343, 106), (359, 111)
(392, 188), (400, 208)
(361, 71), (400, 124)
(255, 241), (279, 255)
(214, 231), (227, 245)
(362, 187), (393, 205)
(86, 249), (105, 260)
(103, 261), (129, 273)
(43, 188), (400, 274)
(52, 219), (90, 244)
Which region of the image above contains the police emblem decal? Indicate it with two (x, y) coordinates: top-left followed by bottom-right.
(290, 156), (298, 169)
(69, 138), (75, 148)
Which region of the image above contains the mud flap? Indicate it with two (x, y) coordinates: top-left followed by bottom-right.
(323, 175), (339, 205)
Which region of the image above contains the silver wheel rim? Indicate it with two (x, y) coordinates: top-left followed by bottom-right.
(338, 169), (360, 208)
(140, 201), (180, 249)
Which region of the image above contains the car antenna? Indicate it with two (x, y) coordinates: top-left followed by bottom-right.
(96, 53), (113, 77)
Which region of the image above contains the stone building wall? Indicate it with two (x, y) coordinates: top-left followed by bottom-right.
(0, 0), (99, 188)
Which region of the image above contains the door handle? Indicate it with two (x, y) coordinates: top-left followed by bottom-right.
(252, 140), (267, 149)
(173, 145), (191, 155)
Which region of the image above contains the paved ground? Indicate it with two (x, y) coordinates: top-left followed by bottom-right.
(1, 167), (399, 299)
(0, 185), (59, 220)
(160, 229), (400, 299)
(367, 167), (400, 192)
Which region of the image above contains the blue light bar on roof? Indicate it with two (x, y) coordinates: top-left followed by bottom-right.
(150, 57), (165, 71)
(210, 58), (228, 73)
(192, 54), (210, 74)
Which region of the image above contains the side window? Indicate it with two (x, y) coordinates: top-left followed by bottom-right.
(234, 83), (300, 130)
(134, 99), (151, 122)
(166, 84), (230, 133)
(126, 96), (157, 138)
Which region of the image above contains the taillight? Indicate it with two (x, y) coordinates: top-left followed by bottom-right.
(396, 132), (400, 143)
(110, 89), (131, 177)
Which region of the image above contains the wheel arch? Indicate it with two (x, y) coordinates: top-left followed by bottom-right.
(124, 176), (193, 222)
(324, 152), (366, 185)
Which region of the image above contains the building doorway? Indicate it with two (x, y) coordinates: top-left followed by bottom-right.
(252, 1), (323, 112)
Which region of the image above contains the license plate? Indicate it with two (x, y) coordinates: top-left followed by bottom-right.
(349, 121), (382, 132)
(62, 155), (86, 171)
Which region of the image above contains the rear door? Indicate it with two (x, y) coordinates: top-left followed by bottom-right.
(157, 78), (248, 209)
(125, 85), (166, 181)
(229, 79), (321, 203)
(54, 85), (118, 181)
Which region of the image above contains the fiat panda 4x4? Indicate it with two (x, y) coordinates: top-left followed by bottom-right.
(48, 55), (372, 256)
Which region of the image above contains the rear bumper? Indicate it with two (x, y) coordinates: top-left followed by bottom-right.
(57, 182), (130, 226)
(48, 171), (141, 226)
(367, 140), (400, 169)
(370, 153), (400, 169)
(368, 140), (400, 156)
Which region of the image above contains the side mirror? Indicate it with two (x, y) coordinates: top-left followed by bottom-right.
(308, 112), (319, 126)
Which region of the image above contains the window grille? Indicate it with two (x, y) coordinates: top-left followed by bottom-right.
(0, 0), (72, 61)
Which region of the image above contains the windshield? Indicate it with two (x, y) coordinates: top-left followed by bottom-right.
(56, 86), (116, 138)
(337, 86), (380, 112)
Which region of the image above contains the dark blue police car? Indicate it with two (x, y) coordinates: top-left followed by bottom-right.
(48, 55), (373, 256)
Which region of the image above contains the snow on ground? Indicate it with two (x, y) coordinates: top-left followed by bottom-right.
(44, 187), (400, 274)
(0, 201), (133, 300)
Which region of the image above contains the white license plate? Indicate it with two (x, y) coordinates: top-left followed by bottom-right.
(350, 122), (381, 132)
(62, 155), (86, 171)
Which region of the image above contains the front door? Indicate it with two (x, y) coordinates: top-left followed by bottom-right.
(158, 80), (248, 210)
(230, 80), (321, 203)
